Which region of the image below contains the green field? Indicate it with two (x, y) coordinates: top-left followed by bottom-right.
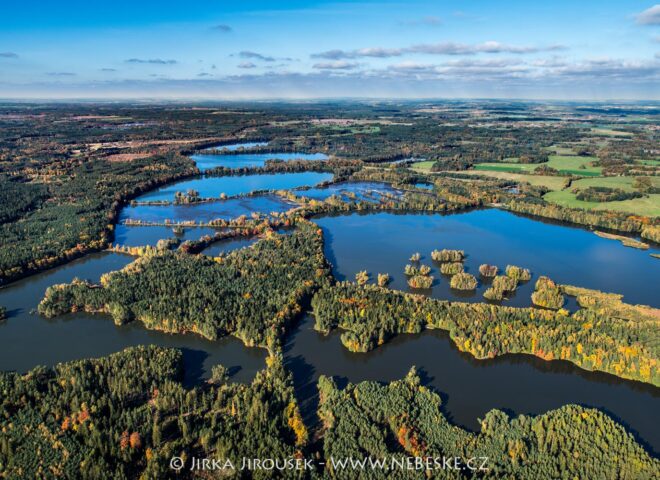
(410, 160), (436, 172)
(474, 155), (602, 177)
(590, 127), (634, 137)
(637, 159), (660, 167)
(450, 170), (568, 190)
(546, 155), (602, 176)
(545, 145), (577, 155)
(474, 162), (538, 173)
(544, 190), (660, 217)
(460, 168), (659, 216)
(544, 176), (660, 217)
(570, 176), (659, 193)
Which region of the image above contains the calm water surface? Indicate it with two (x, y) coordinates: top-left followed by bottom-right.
(414, 182), (434, 190)
(0, 253), (266, 385)
(136, 172), (333, 202)
(284, 315), (660, 456)
(1, 205), (658, 455)
(201, 237), (259, 256)
(114, 225), (222, 246)
(191, 152), (328, 171)
(297, 181), (403, 202)
(315, 210), (659, 308)
(120, 195), (295, 223)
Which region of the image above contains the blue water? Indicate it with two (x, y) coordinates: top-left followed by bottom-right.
(201, 237), (259, 257)
(120, 195), (295, 223)
(316, 209), (660, 308)
(191, 152), (328, 171)
(0, 252), (266, 384)
(1, 207), (658, 455)
(136, 172), (333, 202)
(296, 181), (403, 202)
(114, 225), (223, 247)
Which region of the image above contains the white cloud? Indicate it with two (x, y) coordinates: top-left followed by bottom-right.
(238, 61), (257, 69)
(239, 51), (275, 62)
(312, 42), (566, 59)
(636, 5), (660, 25)
(212, 24), (232, 33)
(125, 58), (177, 65)
(312, 61), (360, 70)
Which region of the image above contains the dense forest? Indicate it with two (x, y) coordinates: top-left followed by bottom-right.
(318, 370), (659, 479)
(1, 102), (658, 477)
(0, 153), (197, 284)
(505, 199), (654, 234)
(39, 222), (331, 347)
(311, 283), (659, 386)
(0, 346), (306, 479)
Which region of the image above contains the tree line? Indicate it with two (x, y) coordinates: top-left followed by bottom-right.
(311, 283), (659, 385)
(39, 222), (331, 348)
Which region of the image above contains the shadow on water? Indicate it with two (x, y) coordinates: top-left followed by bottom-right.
(283, 314), (660, 457)
(180, 348), (209, 387)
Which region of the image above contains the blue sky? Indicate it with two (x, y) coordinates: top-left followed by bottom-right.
(0, 0), (658, 99)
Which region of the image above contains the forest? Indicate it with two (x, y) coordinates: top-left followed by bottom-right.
(0, 153), (197, 284)
(311, 283), (659, 386)
(1, 102), (657, 285)
(0, 101), (658, 477)
(0, 346), (306, 479)
(39, 222), (331, 347)
(318, 370), (659, 479)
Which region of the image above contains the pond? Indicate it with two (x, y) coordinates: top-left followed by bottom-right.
(284, 315), (660, 456)
(201, 237), (260, 257)
(135, 172), (333, 202)
(414, 182), (434, 190)
(0, 253), (266, 386)
(296, 181), (403, 202)
(114, 224), (222, 247)
(315, 209), (659, 308)
(1, 206), (658, 456)
(191, 152), (328, 171)
(120, 194), (296, 224)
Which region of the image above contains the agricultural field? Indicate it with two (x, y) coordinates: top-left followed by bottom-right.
(546, 155), (602, 176)
(474, 155), (602, 176)
(544, 176), (660, 216)
(449, 170), (568, 190)
(410, 160), (436, 172)
(590, 127), (635, 137)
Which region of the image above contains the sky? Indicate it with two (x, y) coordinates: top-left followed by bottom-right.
(0, 0), (659, 100)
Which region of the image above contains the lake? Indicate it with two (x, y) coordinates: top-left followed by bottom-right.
(191, 152), (328, 171)
(1, 205), (658, 455)
(135, 172), (333, 202)
(120, 194), (296, 224)
(0, 252), (267, 386)
(315, 210), (659, 308)
(114, 224), (222, 247)
(284, 314), (660, 456)
(201, 236), (260, 256)
(296, 181), (403, 202)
